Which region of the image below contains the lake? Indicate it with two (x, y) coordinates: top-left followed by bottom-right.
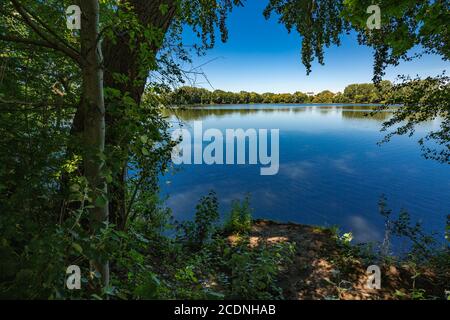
(161, 104), (449, 246)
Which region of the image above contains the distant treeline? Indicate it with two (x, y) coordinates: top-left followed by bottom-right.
(164, 81), (393, 105)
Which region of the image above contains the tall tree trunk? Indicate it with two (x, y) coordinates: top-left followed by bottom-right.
(68, 0), (176, 231)
(80, 0), (109, 288)
(102, 0), (176, 229)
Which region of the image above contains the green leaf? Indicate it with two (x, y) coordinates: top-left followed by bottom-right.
(159, 4), (169, 15)
(95, 194), (108, 208)
(141, 147), (150, 156)
(140, 135), (148, 144)
(69, 184), (80, 192)
(105, 174), (113, 184)
(72, 243), (83, 254)
(205, 290), (225, 300)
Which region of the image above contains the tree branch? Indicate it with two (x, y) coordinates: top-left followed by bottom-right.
(9, 0), (82, 65)
(0, 97), (72, 108)
(0, 34), (67, 51)
(20, 2), (80, 55)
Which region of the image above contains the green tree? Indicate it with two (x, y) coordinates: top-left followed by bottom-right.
(293, 91), (308, 103)
(0, 0), (242, 295)
(0, 0), (109, 286)
(266, 0), (449, 162)
(312, 90), (335, 103)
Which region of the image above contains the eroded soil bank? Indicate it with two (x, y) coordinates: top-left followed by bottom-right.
(229, 220), (447, 300)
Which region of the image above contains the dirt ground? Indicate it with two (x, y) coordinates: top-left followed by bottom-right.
(234, 219), (444, 300)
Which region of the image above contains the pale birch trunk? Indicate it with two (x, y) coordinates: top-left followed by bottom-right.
(80, 0), (109, 288)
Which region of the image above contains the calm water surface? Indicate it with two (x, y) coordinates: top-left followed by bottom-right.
(161, 104), (449, 244)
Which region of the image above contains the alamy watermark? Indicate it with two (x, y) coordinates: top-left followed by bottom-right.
(366, 4), (381, 30)
(171, 121), (279, 175)
(366, 265), (381, 289)
(66, 265), (81, 290)
(66, 5), (81, 30)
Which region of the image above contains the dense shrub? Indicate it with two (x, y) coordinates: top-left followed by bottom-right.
(223, 195), (252, 235)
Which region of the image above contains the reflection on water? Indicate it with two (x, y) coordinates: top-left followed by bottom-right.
(165, 104), (392, 122)
(160, 104), (449, 244)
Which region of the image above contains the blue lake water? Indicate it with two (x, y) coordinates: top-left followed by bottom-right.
(161, 104), (449, 244)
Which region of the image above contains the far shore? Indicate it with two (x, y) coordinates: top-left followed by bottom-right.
(165, 102), (397, 108)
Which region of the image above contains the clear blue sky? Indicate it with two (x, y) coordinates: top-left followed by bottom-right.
(180, 0), (448, 94)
